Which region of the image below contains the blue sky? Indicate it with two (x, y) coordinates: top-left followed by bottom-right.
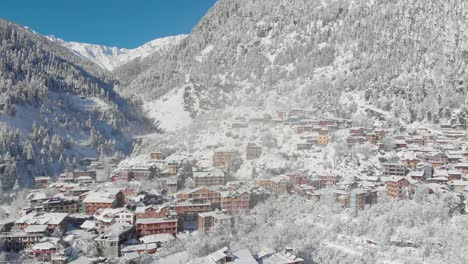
(0, 0), (217, 48)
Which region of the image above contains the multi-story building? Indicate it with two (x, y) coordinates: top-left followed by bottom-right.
(150, 152), (162, 160)
(95, 223), (134, 258)
(193, 169), (225, 187)
(320, 175), (338, 188)
(73, 170), (96, 181)
(82, 189), (125, 215)
(245, 143), (262, 160)
(15, 212), (68, 233)
(167, 161), (179, 175)
(198, 211), (232, 232)
(42, 196), (81, 214)
(34, 176), (51, 189)
(94, 208), (135, 230)
(173, 201), (212, 219)
(220, 191), (250, 214)
(135, 204), (170, 219)
(382, 163), (407, 176)
(135, 218), (178, 237)
(385, 177), (410, 198)
(2, 228), (45, 252)
(176, 187), (221, 205)
(213, 150), (235, 168)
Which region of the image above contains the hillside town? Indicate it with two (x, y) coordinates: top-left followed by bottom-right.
(0, 107), (467, 263)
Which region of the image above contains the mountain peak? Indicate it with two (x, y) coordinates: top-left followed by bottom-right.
(48, 35), (187, 71)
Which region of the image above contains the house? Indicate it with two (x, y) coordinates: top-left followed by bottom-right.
(82, 189), (125, 215)
(448, 169), (462, 181)
(167, 161), (179, 175)
(382, 163), (407, 176)
(2, 228), (46, 252)
(384, 177), (410, 198)
(350, 189), (370, 210)
(135, 217), (178, 237)
(448, 180), (468, 192)
(407, 171), (425, 182)
(15, 212), (68, 233)
(246, 143), (262, 160)
(150, 152), (162, 161)
(454, 163), (468, 174)
(350, 127), (366, 136)
(176, 187), (221, 205)
(317, 133), (329, 145)
(42, 196), (81, 214)
(213, 150), (235, 168)
(76, 176), (94, 185)
(135, 204), (170, 219)
(198, 211), (232, 232)
(95, 223), (134, 258)
(139, 233), (175, 247)
(270, 176), (290, 194)
(94, 208), (135, 230)
(27, 239), (60, 262)
(173, 201), (212, 220)
(121, 243), (158, 256)
(293, 184), (315, 198)
(220, 191), (250, 214)
(34, 176), (51, 189)
(320, 175), (338, 188)
(193, 169), (225, 187)
(73, 171), (96, 181)
(428, 153), (448, 168)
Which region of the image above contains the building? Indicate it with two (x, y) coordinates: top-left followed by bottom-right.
(82, 189), (125, 215)
(135, 205), (170, 219)
(382, 163), (407, 176)
(135, 218), (178, 237)
(34, 176), (51, 189)
(42, 196), (81, 214)
(173, 202), (212, 219)
(220, 191), (250, 214)
(320, 175), (338, 188)
(73, 170), (96, 181)
(150, 152), (162, 160)
(27, 239), (59, 262)
(385, 177), (410, 198)
(2, 228), (46, 252)
(454, 163), (468, 174)
(95, 223), (134, 258)
(213, 150), (235, 168)
(193, 169), (225, 187)
(176, 187), (221, 205)
(317, 133), (329, 145)
(198, 211), (232, 232)
(94, 208), (135, 230)
(246, 143), (262, 160)
(15, 212), (68, 233)
(167, 161), (178, 175)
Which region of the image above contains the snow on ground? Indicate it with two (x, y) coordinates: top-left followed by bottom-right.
(195, 44), (214, 62)
(143, 87), (192, 133)
(48, 35), (187, 71)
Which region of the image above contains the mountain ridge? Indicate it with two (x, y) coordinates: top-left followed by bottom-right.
(47, 34), (187, 71)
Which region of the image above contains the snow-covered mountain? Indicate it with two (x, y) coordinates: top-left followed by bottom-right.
(114, 0), (468, 131)
(0, 18), (151, 188)
(47, 35), (187, 71)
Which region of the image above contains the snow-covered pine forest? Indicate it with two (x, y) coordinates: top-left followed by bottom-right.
(1, 0), (468, 263)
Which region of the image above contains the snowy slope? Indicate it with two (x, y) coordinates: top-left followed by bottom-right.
(47, 35), (187, 71)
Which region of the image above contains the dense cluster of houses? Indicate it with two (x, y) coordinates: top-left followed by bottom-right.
(3, 106), (468, 263)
